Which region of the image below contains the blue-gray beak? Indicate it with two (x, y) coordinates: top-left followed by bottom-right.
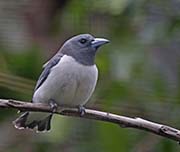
(91, 38), (109, 49)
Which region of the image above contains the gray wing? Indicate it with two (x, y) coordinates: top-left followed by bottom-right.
(34, 53), (64, 91)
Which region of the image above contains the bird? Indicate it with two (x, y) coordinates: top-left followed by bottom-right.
(13, 34), (109, 132)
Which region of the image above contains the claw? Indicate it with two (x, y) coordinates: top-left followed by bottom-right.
(49, 100), (58, 113)
(78, 105), (86, 116)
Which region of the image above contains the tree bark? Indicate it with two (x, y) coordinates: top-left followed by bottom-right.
(0, 98), (180, 143)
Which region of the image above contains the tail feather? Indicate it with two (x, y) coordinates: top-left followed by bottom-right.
(13, 112), (29, 129)
(13, 112), (52, 132)
(37, 114), (52, 132)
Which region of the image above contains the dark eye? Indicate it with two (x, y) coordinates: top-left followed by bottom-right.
(79, 38), (87, 44)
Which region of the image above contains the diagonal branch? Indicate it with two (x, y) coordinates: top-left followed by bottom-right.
(0, 98), (180, 143)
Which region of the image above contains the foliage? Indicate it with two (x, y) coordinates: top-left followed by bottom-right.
(0, 0), (180, 151)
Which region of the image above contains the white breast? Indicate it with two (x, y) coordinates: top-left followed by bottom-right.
(33, 55), (98, 106)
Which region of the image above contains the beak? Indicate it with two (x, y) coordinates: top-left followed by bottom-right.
(91, 38), (109, 49)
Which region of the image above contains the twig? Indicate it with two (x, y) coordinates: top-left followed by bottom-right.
(0, 98), (180, 143)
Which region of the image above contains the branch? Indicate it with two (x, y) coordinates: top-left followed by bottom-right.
(0, 99), (180, 143)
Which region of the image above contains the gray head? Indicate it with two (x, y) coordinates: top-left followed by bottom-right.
(60, 34), (109, 65)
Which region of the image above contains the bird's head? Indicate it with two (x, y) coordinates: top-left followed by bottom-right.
(60, 34), (109, 65)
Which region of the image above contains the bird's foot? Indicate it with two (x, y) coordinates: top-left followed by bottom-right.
(78, 105), (86, 116)
(49, 100), (58, 113)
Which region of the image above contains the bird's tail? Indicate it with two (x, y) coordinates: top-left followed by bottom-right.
(13, 112), (52, 132)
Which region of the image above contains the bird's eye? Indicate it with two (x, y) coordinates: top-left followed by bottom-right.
(79, 38), (87, 44)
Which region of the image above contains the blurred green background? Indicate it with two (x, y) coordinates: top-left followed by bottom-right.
(0, 0), (180, 151)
